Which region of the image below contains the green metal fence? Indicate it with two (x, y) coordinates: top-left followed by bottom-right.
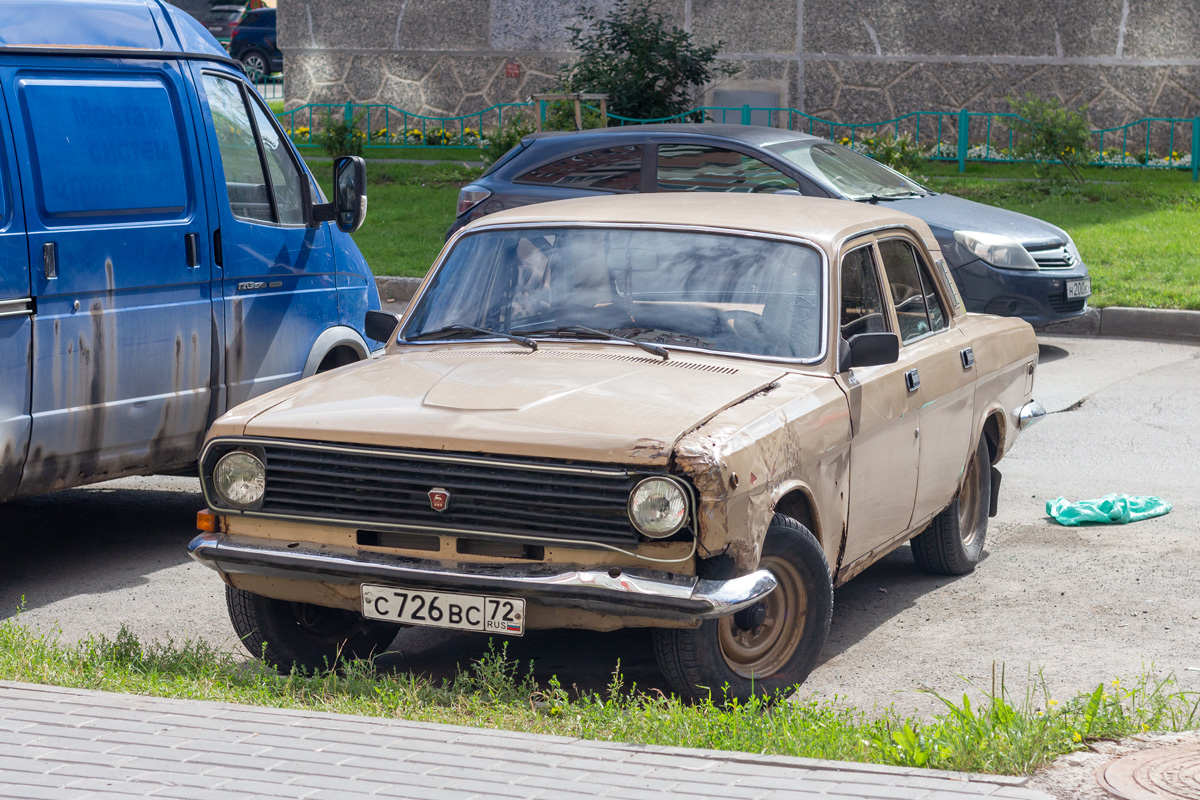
(274, 99), (1200, 181)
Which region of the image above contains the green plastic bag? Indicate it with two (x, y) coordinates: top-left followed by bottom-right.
(1046, 494), (1172, 526)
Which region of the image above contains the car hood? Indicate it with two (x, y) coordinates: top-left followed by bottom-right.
(221, 345), (794, 466)
(883, 192), (1069, 248)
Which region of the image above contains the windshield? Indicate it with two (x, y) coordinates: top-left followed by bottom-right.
(403, 226), (825, 360)
(765, 140), (925, 200)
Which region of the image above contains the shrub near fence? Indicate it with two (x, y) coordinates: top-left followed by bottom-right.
(276, 101), (1200, 181)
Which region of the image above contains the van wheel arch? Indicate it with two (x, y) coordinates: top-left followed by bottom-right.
(302, 326), (369, 378)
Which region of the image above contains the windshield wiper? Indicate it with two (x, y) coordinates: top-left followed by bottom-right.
(860, 191), (923, 203)
(522, 325), (669, 360)
(408, 324), (537, 351)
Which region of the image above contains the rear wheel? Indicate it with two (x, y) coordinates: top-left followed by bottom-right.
(226, 586), (397, 674)
(652, 514), (833, 703)
(911, 437), (991, 575)
(239, 49), (269, 79)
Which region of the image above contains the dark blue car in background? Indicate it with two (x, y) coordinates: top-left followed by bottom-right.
(230, 6), (282, 77)
(0, 0), (377, 501)
(450, 125), (1091, 326)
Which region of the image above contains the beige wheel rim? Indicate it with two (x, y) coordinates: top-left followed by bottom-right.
(958, 448), (984, 548)
(718, 555), (807, 679)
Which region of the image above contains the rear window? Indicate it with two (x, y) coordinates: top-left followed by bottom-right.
(515, 145), (642, 192)
(18, 76), (189, 219)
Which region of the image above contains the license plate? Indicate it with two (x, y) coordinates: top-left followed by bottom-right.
(361, 585), (525, 636)
(1067, 278), (1091, 299)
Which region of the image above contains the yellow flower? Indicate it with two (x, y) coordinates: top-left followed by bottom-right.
(1049, 699), (1059, 706)
(1073, 733), (1082, 742)
(1111, 679), (1120, 688)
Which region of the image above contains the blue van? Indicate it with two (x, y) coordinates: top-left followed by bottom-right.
(0, 0), (379, 500)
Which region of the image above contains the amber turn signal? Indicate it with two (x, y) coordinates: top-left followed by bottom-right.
(196, 509), (218, 533)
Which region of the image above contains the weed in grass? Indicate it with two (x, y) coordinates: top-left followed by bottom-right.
(1, 617), (1196, 775)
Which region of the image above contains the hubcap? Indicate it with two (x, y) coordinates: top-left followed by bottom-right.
(718, 555), (807, 679)
(958, 449), (983, 548)
(244, 54), (266, 77)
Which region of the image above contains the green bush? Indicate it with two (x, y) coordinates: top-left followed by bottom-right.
(1007, 94), (1092, 183)
(557, 0), (737, 120)
(319, 114), (365, 158)
(862, 132), (927, 176)
(479, 114), (536, 167)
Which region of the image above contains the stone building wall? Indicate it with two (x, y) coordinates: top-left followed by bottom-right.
(278, 0), (1200, 138)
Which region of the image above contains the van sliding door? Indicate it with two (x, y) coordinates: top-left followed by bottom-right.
(0, 87), (31, 500)
(1, 57), (214, 494)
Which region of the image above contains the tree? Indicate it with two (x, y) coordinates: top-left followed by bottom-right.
(558, 0), (737, 121)
(1007, 94), (1092, 183)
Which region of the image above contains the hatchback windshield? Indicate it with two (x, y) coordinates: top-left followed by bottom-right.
(404, 226), (825, 360)
(765, 140), (926, 200)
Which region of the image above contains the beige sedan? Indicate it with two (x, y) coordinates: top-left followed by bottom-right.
(190, 194), (1043, 701)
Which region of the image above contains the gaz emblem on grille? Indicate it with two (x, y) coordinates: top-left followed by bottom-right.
(428, 488), (450, 512)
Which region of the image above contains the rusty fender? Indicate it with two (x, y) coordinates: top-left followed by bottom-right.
(674, 374), (852, 573)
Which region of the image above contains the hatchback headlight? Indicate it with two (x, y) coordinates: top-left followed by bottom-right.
(953, 230), (1039, 270)
(628, 477), (688, 538)
(213, 450), (266, 509)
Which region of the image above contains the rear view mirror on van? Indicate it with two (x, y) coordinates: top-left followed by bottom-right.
(310, 155), (367, 233)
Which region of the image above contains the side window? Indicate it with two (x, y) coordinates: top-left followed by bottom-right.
(516, 146), (641, 192)
(657, 144), (799, 193)
(878, 238), (948, 343)
(839, 245), (888, 340)
(203, 74), (305, 225)
(19, 76), (188, 220)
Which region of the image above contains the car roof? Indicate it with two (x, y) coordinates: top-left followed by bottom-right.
(525, 124), (822, 149)
(0, 0), (229, 58)
(463, 193), (938, 254)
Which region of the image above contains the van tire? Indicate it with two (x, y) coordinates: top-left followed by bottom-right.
(226, 586), (397, 674)
(652, 514), (832, 703)
(911, 437), (991, 575)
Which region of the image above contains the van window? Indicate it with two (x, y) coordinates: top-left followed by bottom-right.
(20, 78), (188, 218)
(203, 74), (304, 225)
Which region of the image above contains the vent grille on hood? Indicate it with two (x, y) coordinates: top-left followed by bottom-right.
(411, 348), (740, 374)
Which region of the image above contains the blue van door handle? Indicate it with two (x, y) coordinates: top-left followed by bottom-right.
(43, 242), (57, 279)
(185, 233), (200, 268)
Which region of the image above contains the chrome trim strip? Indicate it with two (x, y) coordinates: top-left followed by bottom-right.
(0, 299), (33, 319)
(1016, 400), (1047, 429)
(404, 221), (830, 367)
(189, 532), (776, 621)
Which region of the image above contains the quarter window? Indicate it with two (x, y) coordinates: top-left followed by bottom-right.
(878, 239), (948, 343)
(203, 74), (304, 225)
(656, 144), (799, 193)
(839, 246), (888, 340)
(516, 146), (642, 192)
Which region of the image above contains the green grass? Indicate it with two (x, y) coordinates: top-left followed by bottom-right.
(310, 160), (483, 277)
(2, 617), (1196, 776)
(922, 164), (1200, 309)
(306, 157), (1200, 304)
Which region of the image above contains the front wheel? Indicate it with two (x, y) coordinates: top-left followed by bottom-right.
(226, 586), (397, 674)
(652, 514), (833, 703)
(911, 436), (991, 575)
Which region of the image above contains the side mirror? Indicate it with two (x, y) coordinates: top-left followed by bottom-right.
(364, 310), (401, 344)
(310, 155), (368, 232)
(838, 332), (900, 372)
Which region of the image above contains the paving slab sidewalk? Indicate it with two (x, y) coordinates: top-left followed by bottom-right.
(0, 682), (1052, 800)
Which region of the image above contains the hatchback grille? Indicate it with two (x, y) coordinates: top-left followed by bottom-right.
(255, 443), (644, 547)
(1028, 243), (1076, 270)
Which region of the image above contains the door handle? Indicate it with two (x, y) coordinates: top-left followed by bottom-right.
(185, 233), (200, 268)
(960, 347), (975, 370)
(43, 242), (57, 279)
(904, 368), (920, 392)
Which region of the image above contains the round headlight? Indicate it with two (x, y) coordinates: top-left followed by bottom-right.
(628, 477), (688, 538)
(213, 450), (266, 509)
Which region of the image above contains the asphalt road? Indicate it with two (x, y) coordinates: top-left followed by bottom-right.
(3, 334), (1198, 713)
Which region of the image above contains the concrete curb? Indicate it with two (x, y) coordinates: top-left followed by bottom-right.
(1038, 306), (1200, 343)
(375, 275), (424, 303)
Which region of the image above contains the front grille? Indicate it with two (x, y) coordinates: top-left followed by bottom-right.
(256, 443), (644, 547)
(1048, 291), (1086, 313)
(1027, 243), (1076, 270)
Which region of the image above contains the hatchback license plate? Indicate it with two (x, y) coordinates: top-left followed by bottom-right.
(361, 585), (525, 636)
(1067, 278), (1091, 299)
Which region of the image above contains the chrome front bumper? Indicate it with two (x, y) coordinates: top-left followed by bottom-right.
(188, 533), (777, 623)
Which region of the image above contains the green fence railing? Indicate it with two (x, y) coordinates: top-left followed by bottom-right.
(274, 99), (1199, 181)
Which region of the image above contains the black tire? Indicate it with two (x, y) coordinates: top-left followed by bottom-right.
(226, 586), (398, 674)
(911, 436), (991, 575)
(239, 49), (269, 78)
(652, 514), (833, 703)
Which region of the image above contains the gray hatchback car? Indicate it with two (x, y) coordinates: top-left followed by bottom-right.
(450, 125), (1091, 326)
